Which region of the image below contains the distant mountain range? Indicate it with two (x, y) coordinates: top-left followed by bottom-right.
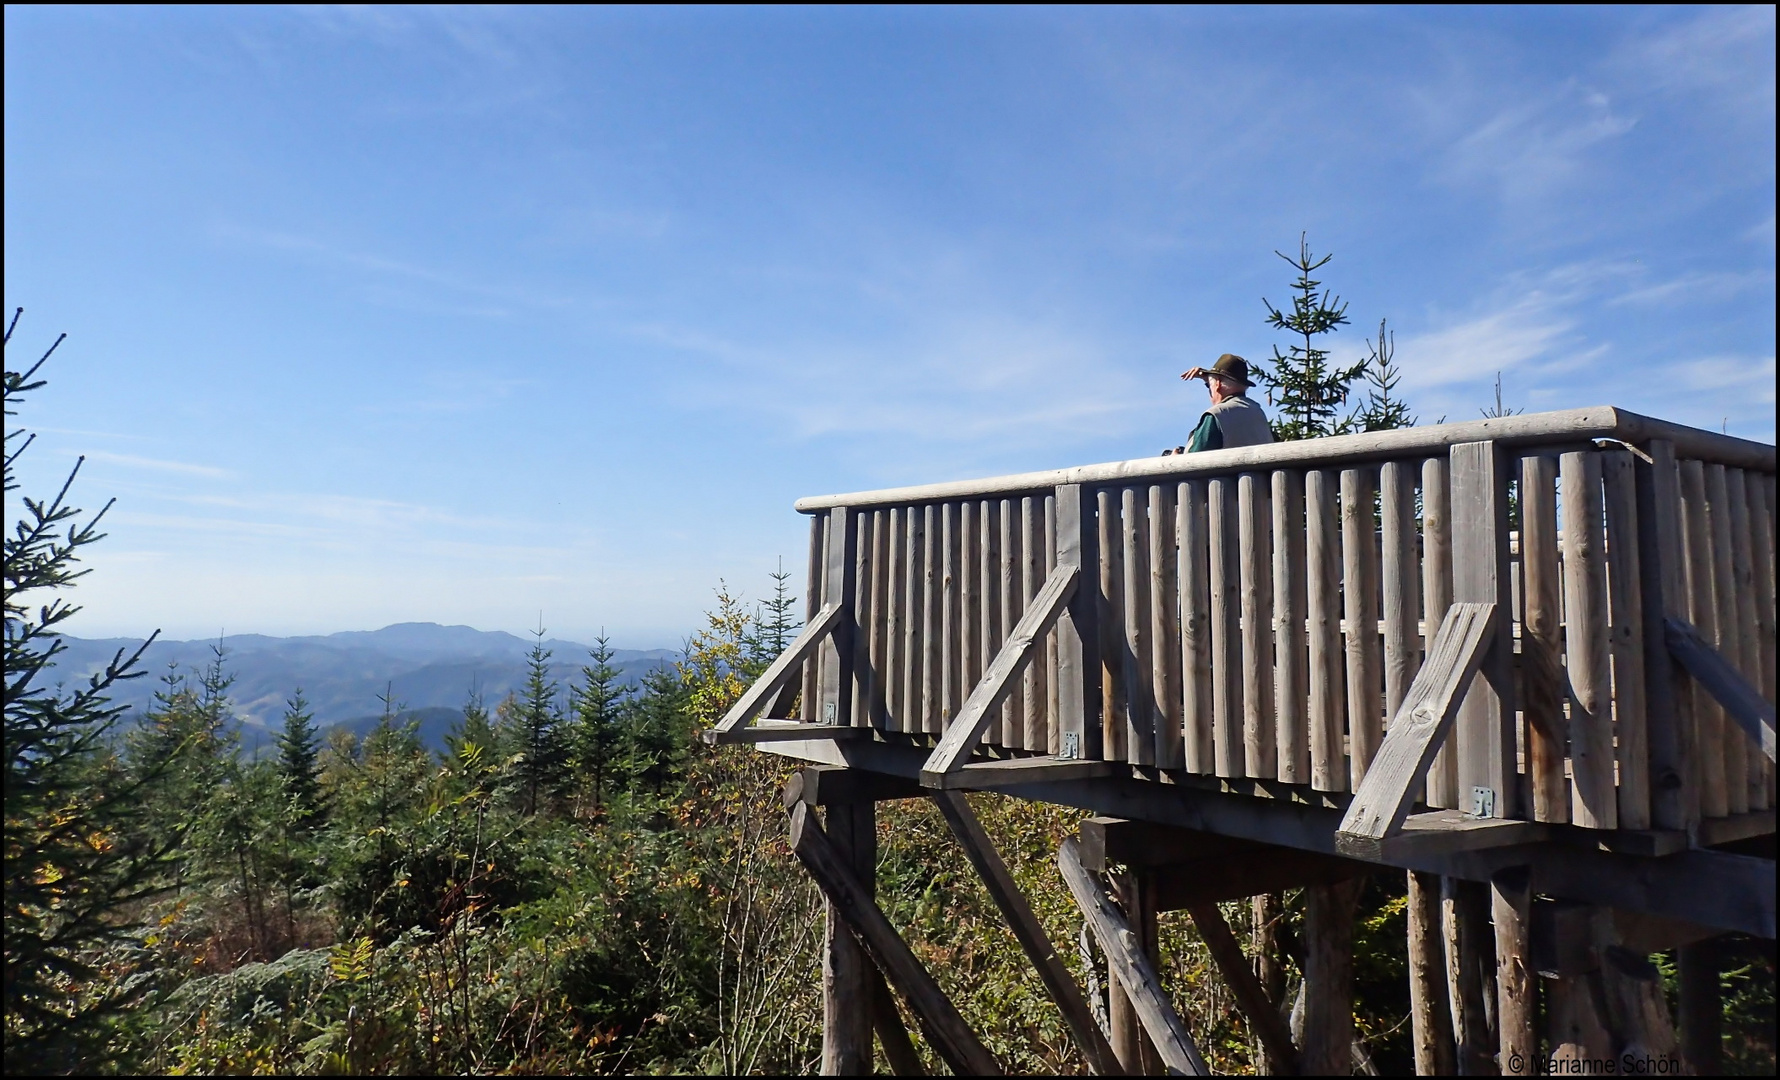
(49, 623), (679, 752)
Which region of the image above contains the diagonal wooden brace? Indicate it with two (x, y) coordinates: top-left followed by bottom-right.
(1665, 616), (1777, 763)
(1335, 603), (1497, 854)
(705, 601), (846, 744)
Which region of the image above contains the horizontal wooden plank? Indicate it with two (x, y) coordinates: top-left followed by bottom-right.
(709, 720), (872, 745)
(708, 600), (847, 742)
(1336, 809), (1546, 861)
(780, 765), (927, 809)
(794, 408), (1775, 512)
(928, 756), (1115, 790)
(1666, 616), (1778, 763)
(1156, 849), (1373, 911)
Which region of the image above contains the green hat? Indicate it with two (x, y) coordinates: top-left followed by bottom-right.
(1204, 353), (1252, 388)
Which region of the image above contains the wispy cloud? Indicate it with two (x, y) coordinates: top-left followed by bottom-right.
(1609, 268), (1776, 308)
(78, 450), (235, 478)
(1440, 80), (1637, 201)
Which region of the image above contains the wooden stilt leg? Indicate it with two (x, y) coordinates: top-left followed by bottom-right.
(1252, 892), (1287, 1075)
(1302, 878), (1363, 1075)
(1491, 868), (1534, 1078)
(823, 801), (876, 1075)
(1678, 940), (1721, 1075)
(1443, 876), (1496, 1075)
(1108, 871), (1161, 1074)
(1409, 871), (1457, 1075)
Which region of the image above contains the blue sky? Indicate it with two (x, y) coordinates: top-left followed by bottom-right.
(6, 5), (1774, 647)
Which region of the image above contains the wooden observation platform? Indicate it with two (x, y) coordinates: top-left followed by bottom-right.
(709, 406), (1777, 1075)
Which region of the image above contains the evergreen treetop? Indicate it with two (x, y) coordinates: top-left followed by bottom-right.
(276, 688), (324, 827)
(513, 625), (568, 815)
(1257, 234), (1367, 441)
(1352, 318), (1418, 433)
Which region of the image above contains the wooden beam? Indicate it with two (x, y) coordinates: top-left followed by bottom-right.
(869, 965), (927, 1076)
(1492, 867), (1535, 1079)
(707, 600), (848, 743)
(788, 802), (1003, 1076)
(919, 563), (1080, 783)
(823, 799), (876, 1074)
(720, 719), (871, 744)
(783, 765), (926, 809)
(1666, 616), (1778, 763)
(932, 791), (1125, 1076)
(931, 756), (1113, 790)
(1059, 837), (1211, 1076)
(1342, 808), (1545, 861)
(1055, 483), (1102, 762)
(1185, 901), (1298, 1073)
(1335, 602), (1498, 849)
(1449, 440), (1516, 820)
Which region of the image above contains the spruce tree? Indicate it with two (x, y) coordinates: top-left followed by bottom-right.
(3, 312), (174, 1070)
(1257, 234), (1367, 441)
(571, 633), (629, 812)
(747, 559), (801, 676)
(513, 626), (568, 816)
(275, 689), (323, 828)
(1351, 318), (1417, 432)
(623, 665), (689, 797)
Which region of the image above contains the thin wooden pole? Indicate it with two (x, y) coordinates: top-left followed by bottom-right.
(941, 502), (961, 732)
(805, 513), (827, 721)
(1150, 483), (1185, 769)
(1275, 470), (1310, 783)
(1302, 877), (1363, 1075)
(1056, 485), (1103, 761)
(1189, 900), (1297, 1074)
(1705, 464), (1748, 816)
(1210, 476), (1244, 777)
(1521, 454), (1568, 823)
(1679, 460), (1728, 818)
(1561, 451), (1617, 829)
(1180, 480), (1214, 772)
(1636, 441), (1695, 831)
(1099, 489), (1127, 761)
(1001, 498), (1024, 746)
(870, 966), (927, 1076)
(1408, 870), (1456, 1075)
(1727, 471), (1766, 811)
(1241, 472), (1277, 778)
(983, 498), (1005, 747)
(1343, 466), (1383, 786)
(1603, 450), (1651, 828)
(1308, 469), (1346, 791)
(1443, 876), (1494, 1075)
(1045, 494), (1061, 754)
(1491, 866), (1534, 1077)
(1023, 495), (1047, 751)
(1122, 486), (1156, 766)
(1107, 872), (1161, 1074)
(922, 504), (942, 736)
(885, 507), (906, 734)
(1382, 460), (1421, 732)
(1422, 456), (1457, 808)
(822, 800), (877, 1074)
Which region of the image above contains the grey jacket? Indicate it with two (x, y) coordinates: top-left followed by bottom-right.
(1187, 394), (1275, 452)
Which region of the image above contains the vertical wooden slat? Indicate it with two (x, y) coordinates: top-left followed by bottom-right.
(1239, 472), (1277, 779)
(960, 501), (981, 734)
(922, 505), (942, 735)
(883, 507), (906, 733)
(940, 502), (961, 732)
(1678, 460), (1727, 819)
(1450, 440), (1516, 818)
(1274, 470), (1309, 784)
(1122, 486), (1155, 767)
(1001, 498), (1025, 748)
(1561, 451), (1616, 830)
(1179, 481), (1214, 773)
(818, 506), (858, 728)
(1635, 441), (1694, 831)
(1382, 461), (1421, 730)
(1209, 476), (1243, 778)
(1307, 469), (1346, 792)
(1421, 456), (1457, 809)
(903, 506), (927, 738)
(1705, 465), (1748, 816)
(981, 499), (1004, 747)
(1022, 495), (1047, 751)
(1342, 466), (1382, 788)
(1747, 470), (1777, 707)
(1521, 454), (1569, 824)
(868, 509), (892, 727)
(1045, 494), (1061, 754)
(1056, 484), (1103, 760)
(1727, 472), (1766, 811)
(1150, 484), (1185, 770)
(804, 513), (825, 721)
(851, 510), (876, 728)
(1099, 488), (1126, 762)
(1602, 450), (1650, 829)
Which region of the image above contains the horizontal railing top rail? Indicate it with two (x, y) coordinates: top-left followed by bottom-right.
(794, 406), (1776, 512)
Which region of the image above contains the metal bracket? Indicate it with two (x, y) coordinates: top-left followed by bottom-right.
(823, 702), (836, 724)
(1061, 732), (1080, 760)
(1470, 786), (1496, 818)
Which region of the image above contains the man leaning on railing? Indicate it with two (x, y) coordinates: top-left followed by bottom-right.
(1162, 353), (1275, 455)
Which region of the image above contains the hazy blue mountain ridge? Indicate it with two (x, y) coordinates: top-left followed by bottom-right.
(51, 622), (680, 751)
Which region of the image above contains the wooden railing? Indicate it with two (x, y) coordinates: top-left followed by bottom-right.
(712, 406), (1776, 843)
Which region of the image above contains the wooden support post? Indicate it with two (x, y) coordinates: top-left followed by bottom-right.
(1561, 451), (1617, 830)
(1188, 900), (1298, 1074)
(823, 800), (876, 1075)
(1149, 484), (1184, 769)
(1520, 453), (1569, 824)
(1342, 466), (1383, 786)
(1060, 837), (1211, 1076)
(820, 506), (860, 729)
(1450, 441), (1515, 819)
(1706, 465), (1749, 816)
(1547, 908), (1613, 1072)
(1275, 469), (1310, 783)
(870, 965), (927, 1076)
(1423, 455), (1458, 808)
(1602, 450), (1651, 829)
(1382, 460), (1421, 740)
(1491, 867), (1534, 1078)
(1408, 870), (1457, 1076)
(931, 791), (1124, 1076)
(1057, 484), (1103, 762)
(1301, 877), (1363, 1076)
(1252, 892), (1287, 1074)
(1210, 476), (1244, 778)
(1599, 946), (1683, 1069)
(1122, 487), (1156, 766)
(1677, 939), (1720, 1075)
(1241, 472), (1277, 778)
(1179, 480), (1214, 772)
(1106, 871), (1161, 1075)
(1308, 468), (1346, 792)
(1443, 876), (1495, 1075)
(805, 514), (825, 720)
(789, 803), (1003, 1077)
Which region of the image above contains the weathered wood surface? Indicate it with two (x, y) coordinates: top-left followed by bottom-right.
(1186, 901), (1298, 1073)
(1442, 876), (1495, 1076)
(1024, 495), (1049, 752)
(941, 756), (1115, 789)
(1098, 489), (1125, 762)
(1274, 470), (1310, 784)
(1422, 456), (1457, 809)
(803, 514), (825, 720)
(1666, 617), (1778, 763)
(1706, 465), (1750, 815)
(1450, 440), (1514, 818)
(1343, 807), (1543, 861)
(795, 407), (1777, 512)
(1636, 440), (1693, 831)
(1150, 484), (1184, 769)
(784, 765), (925, 808)
(1307, 469), (1346, 792)
(922, 504), (942, 736)
(1381, 461), (1420, 740)
(720, 720), (871, 744)
(789, 802), (1002, 1076)
(933, 791), (1124, 1075)
(885, 506), (906, 733)
(1603, 450), (1651, 828)
(1059, 837), (1210, 1076)
(1336, 603), (1498, 850)
(1240, 472), (1277, 779)
(920, 563), (1082, 783)
(1301, 877), (1362, 1076)
(822, 508), (858, 729)
(869, 965), (927, 1076)
(1000, 498), (1023, 745)
(1407, 870), (1456, 1076)
(1520, 453), (1569, 824)
(1491, 866), (1535, 1078)
(1342, 466), (1383, 786)
(1562, 451), (1618, 829)
(1121, 486), (1156, 767)
(1179, 480), (1214, 772)
(1056, 485), (1102, 761)
(1727, 472), (1766, 811)
(1107, 872), (1160, 1075)
(1678, 940), (1720, 1075)
(1679, 459), (1729, 818)
(1210, 476), (1243, 778)
(709, 601), (848, 742)
(823, 799), (876, 1074)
